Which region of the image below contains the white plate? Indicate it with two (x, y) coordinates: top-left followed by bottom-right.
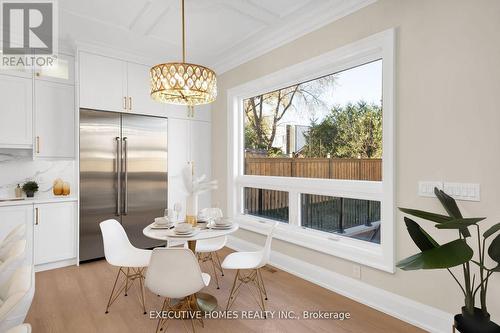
(151, 223), (174, 229)
(174, 229), (195, 234)
(208, 224), (233, 230)
(170, 230), (199, 238)
(213, 223), (232, 227)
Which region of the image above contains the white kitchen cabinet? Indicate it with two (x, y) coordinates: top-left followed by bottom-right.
(34, 80), (75, 158)
(0, 75), (33, 148)
(127, 62), (165, 116)
(79, 52), (126, 112)
(168, 118), (212, 217)
(190, 120), (212, 209)
(35, 53), (75, 85)
(33, 202), (76, 266)
(0, 205), (34, 267)
(168, 118), (190, 218)
(79, 52), (167, 116)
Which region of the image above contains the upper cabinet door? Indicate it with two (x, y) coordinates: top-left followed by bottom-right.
(35, 53), (75, 85)
(0, 75), (33, 148)
(126, 62), (165, 116)
(79, 52), (126, 112)
(34, 81), (75, 158)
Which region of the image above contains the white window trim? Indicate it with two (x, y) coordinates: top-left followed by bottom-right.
(227, 29), (396, 273)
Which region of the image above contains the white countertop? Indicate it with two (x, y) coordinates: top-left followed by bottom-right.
(0, 196), (78, 207)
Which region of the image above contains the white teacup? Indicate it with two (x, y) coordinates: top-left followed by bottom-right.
(175, 223), (193, 233)
(215, 218), (231, 226)
(155, 217), (169, 226)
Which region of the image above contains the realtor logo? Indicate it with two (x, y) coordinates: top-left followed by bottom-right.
(1, 0), (58, 67)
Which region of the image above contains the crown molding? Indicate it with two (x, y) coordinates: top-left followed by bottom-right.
(212, 0), (377, 74)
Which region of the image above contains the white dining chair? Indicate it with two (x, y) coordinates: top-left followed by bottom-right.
(99, 219), (151, 315)
(222, 222), (277, 313)
(145, 248), (210, 333)
(0, 266), (34, 332)
(6, 323), (31, 333)
(195, 208), (226, 289)
(0, 240), (27, 287)
(0, 225), (26, 258)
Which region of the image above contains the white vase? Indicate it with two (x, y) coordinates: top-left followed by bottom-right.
(186, 194), (198, 226)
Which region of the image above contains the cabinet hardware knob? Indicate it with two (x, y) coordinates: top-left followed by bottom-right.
(36, 136), (40, 154)
(128, 97), (132, 110)
(35, 208), (39, 225)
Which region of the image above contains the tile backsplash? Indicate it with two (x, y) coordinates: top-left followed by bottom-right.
(0, 150), (76, 199)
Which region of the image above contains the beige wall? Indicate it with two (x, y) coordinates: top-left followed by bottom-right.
(211, 0), (500, 319)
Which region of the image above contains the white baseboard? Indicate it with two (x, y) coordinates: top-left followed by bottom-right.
(35, 258), (77, 272)
(226, 235), (453, 333)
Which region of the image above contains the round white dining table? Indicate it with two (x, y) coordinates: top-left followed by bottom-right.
(142, 221), (239, 312)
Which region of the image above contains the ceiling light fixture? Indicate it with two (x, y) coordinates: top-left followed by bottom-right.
(150, 0), (217, 111)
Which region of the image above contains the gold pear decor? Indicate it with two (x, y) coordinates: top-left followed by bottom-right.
(53, 178), (70, 196)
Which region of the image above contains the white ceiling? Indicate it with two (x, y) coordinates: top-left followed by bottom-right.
(59, 0), (375, 73)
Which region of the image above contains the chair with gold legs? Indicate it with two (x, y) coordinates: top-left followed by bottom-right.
(145, 248), (210, 333)
(221, 223), (277, 313)
(195, 208), (226, 289)
(100, 219), (151, 315)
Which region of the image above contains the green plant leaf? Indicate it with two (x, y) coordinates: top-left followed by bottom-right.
(492, 265), (500, 272)
(484, 223), (500, 239)
(399, 208), (453, 223)
(404, 217), (439, 251)
(433, 188), (470, 237)
(434, 188), (463, 218)
(435, 218), (486, 230)
(397, 239), (473, 271)
(488, 233), (500, 264)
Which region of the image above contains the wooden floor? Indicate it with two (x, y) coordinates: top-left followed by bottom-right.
(26, 248), (423, 333)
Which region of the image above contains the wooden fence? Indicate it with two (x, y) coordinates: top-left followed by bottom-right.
(243, 158), (382, 233)
(245, 157), (382, 181)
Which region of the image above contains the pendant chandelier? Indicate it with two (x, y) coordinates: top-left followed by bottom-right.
(150, 0), (217, 106)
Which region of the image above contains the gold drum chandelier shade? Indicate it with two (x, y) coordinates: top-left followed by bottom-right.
(150, 62), (217, 105)
(150, 0), (217, 106)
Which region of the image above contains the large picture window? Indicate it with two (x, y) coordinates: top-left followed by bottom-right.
(228, 30), (395, 272)
(244, 60), (382, 183)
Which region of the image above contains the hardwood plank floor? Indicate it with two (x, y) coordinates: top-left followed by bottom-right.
(26, 248), (423, 333)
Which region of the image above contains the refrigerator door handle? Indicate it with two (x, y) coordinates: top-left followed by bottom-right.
(115, 136), (121, 216)
(123, 137), (128, 215)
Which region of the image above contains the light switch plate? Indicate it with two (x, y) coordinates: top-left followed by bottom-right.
(418, 181), (443, 197)
(443, 182), (480, 202)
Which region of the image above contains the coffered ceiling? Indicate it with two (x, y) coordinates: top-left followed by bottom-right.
(59, 0), (375, 73)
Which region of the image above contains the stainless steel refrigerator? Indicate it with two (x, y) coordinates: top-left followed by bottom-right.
(79, 109), (168, 262)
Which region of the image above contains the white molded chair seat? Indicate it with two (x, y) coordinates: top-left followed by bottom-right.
(195, 236), (226, 253)
(100, 219), (151, 268)
(99, 219), (151, 314)
(146, 248), (210, 299)
(221, 251), (263, 270)
(195, 208), (226, 289)
(222, 223), (277, 312)
(108, 247), (151, 268)
(145, 248), (210, 332)
(6, 324), (31, 333)
(0, 266), (34, 332)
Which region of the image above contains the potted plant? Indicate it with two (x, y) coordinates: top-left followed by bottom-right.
(22, 181), (39, 198)
(398, 188), (500, 333)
